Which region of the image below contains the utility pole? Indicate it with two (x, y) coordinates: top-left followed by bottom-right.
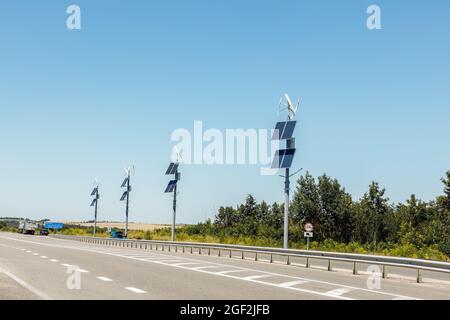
(120, 167), (133, 239)
(284, 168), (290, 249)
(125, 173), (130, 238)
(172, 171), (178, 242)
(165, 157), (181, 242)
(90, 183), (99, 237)
(271, 94), (300, 249)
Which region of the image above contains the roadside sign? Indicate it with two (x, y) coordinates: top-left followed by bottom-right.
(304, 223), (313, 232)
(304, 231), (313, 238)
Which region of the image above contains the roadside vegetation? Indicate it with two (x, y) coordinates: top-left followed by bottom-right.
(50, 170), (450, 262)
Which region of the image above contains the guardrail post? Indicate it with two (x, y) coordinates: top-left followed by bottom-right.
(382, 265), (387, 279)
(306, 257), (310, 268)
(417, 269), (422, 283)
(328, 259), (332, 271)
(270, 254), (273, 263)
(182, 246), (185, 253)
(255, 252), (258, 261)
(218, 249), (221, 257)
(169, 245), (171, 252)
(156, 244), (158, 251)
(190, 247), (193, 254)
(241, 251), (244, 259)
(199, 247), (201, 255)
(287, 255), (290, 265)
(175, 245), (178, 252)
(353, 262), (357, 275)
(229, 250), (232, 258)
(208, 248), (211, 256)
(162, 244), (165, 251)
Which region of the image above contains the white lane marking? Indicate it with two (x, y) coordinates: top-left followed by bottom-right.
(278, 280), (308, 287)
(392, 296), (416, 300)
(242, 274), (272, 280)
(215, 270), (245, 275)
(125, 287), (147, 294)
(33, 253), (39, 256)
(0, 267), (52, 300)
(77, 269), (89, 273)
(26, 250), (32, 253)
(171, 262), (201, 267)
(61, 263), (71, 267)
(0, 235), (422, 300)
(96, 276), (113, 282)
(40, 256), (47, 259)
(154, 259), (184, 264)
(50, 259), (58, 262)
(191, 265), (226, 270)
(325, 288), (353, 296)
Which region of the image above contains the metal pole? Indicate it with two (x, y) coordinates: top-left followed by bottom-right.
(93, 196), (98, 237)
(171, 170), (178, 242)
(283, 168), (290, 249)
(125, 173), (130, 238)
(307, 237), (309, 251)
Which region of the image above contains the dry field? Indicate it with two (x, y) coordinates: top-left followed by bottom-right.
(62, 221), (175, 231)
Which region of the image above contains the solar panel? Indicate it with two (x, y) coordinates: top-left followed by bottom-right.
(165, 163), (179, 175)
(271, 149), (285, 169)
(120, 191), (128, 201)
(164, 180), (177, 193)
(281, 121), (297, 140)
(280, 148), (296, 168)
(90, 187), (98, 196)
(272, 121), (286, 140)
(90, 199), (97, 207)
(121, 177), (129, 188)
(165, 163), (175, 175)
(271, 149), (296, 169)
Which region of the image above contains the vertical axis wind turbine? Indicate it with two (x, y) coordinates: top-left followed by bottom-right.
(120, 166), (133, 238)
(164, 149), (181, 242)
(90, 180), (100, 237)
(271, 93), (301, 249)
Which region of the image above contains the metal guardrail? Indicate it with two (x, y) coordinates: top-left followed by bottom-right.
(51, 234), (450, 283)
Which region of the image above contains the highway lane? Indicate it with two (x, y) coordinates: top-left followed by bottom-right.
(0, 232), (449, 300)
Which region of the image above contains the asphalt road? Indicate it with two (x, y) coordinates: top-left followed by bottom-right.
(0, 232), (449, 300)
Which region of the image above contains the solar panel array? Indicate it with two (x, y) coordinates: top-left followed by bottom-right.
(271, 149), (296, 169)
(120, 191), (128, 201)
(164, 180), (177, 193)
(272, 120), (297, 140)
(165, 162), (179, 175)
(271, 119), (297, 169)
(90, 198), (97, 207)
(164, 161), (179, 193)
(90, 187), (98, 196)
(121, 177), (129, 188)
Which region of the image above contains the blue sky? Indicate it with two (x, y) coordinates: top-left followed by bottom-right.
(0, 1), (449, 223)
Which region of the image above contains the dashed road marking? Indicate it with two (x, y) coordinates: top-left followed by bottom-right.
(278, 280), (308, 287)
(0, 235), (423, 300)
(40, 256), (47, 259)
(97, 276), (113, 282)
(77, 269), (89, 273)
(325, 288), (353, 296)
(50, 259), (58, 262)
(215, 270), (245, 275)
(243, 274), (272, 280)
(125, 287), (147, 294)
